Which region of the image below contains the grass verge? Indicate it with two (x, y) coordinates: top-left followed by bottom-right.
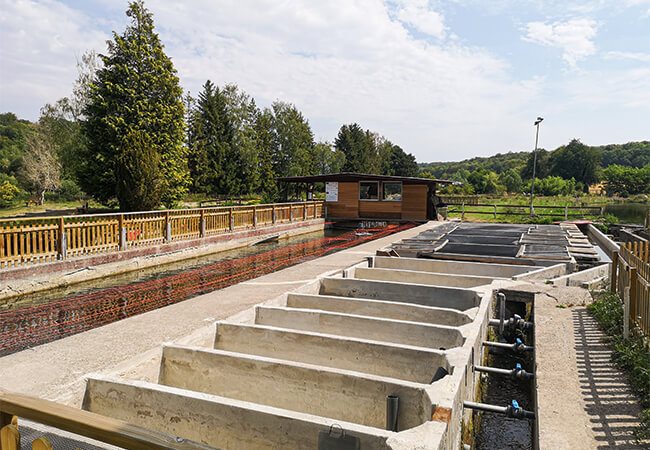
(588, 291), (650, 441)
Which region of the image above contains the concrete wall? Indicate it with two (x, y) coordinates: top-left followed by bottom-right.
(213, 323), (450, 384)
(550, 263), (609, 287)
(371, 256), (538, 278)
(159, 345), (431, 431)
(286, 293), (472, 326)
(512, 263), (568, 281)
(352, 267), (502, 288)
(254, 306), (465, 350)
(83, 376), (394, 449)
(319, 277), (480, 311)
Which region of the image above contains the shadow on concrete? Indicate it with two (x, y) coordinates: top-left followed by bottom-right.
(572, 308), (645, 449)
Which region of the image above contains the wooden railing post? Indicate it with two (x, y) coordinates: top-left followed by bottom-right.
(565, 205), (568, 220)
(303, 203), (307, 221)
(165, 211), (171, 243)
(290, 206), (293, 222)
(630, 267), (638, 331)
(57, 217), (67, 260)
(610, 251), (618, 293)
(624, 286), (630, 339)
(200, 209), (205, 237)
(118, 214), (126, 251)
(493, 204), (497, 219)
(272, 205), (276, 224)
(229, 208), (234, 231)
(253, 206), (257, 227)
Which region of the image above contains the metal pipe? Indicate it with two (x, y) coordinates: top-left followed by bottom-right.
(386, 395), (399, 431)
(483, 338), (533, 353)
(464, 400), (535, 419)
(498, 292), (505, 336)
(474, 363), (534, 379)
(489, 315), (533, 331)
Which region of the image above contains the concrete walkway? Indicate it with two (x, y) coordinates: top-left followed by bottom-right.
(0, 222), (433, 408)
(535, 288), (647, 449)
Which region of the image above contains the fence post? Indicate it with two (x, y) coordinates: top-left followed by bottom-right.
(565, 206), (568, 220)
(165, 211), (171, 243)
(623, 286), (630, 339)
(304, 203), (307, 221)
(200, 209), (205, 237)
(610, 251), (618, 293)
(493, 204), (497, 219)
(57, 217), (67, 260)
(229, 208), (234, 231)
(461, 203), (465, 220)
(272, 205), (276, 224)
(253, 206), (257, 228)
(630, 267), (638, 331)
(290, 206), (293, 222)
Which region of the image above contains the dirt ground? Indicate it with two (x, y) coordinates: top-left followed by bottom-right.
(534, 285), (648, 449)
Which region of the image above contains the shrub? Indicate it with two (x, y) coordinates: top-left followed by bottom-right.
(0, 180), (20, 207)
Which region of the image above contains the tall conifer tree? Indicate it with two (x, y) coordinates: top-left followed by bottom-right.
(82, 1), (187, 209)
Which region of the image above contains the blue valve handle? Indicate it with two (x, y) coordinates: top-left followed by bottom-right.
(511, 400), (520, 410)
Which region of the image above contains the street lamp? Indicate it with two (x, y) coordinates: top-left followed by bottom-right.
(529, 116), (544, 215)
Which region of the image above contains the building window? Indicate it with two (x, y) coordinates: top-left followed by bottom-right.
(359, 181), (379, 200)
(382, 182), (402, 201)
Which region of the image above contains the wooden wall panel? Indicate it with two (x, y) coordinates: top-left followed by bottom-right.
(359, 200), (401, 219)
(325, 182), (358, 218)
(402, 185), (427, 220)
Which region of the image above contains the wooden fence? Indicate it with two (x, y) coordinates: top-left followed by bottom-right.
(447, 203), (603, 219)
(611, 241), (650, 337)
(0, 202), (324, 269)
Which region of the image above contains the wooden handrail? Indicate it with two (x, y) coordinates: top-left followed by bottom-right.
(0, 392), (211, 450)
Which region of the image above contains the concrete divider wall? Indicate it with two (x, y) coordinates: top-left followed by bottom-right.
(255, 306), (465, 350)
(512, 263), (568, 281)
(319, 277), (480, 311)
(213, 323), (450, 384)
(159, 345), (432, 431)
(550, 263), (609, 287)
(352, 267), (502, 288)
(372, 256), (538, 278)
(286, 293), (472, 326)
(82, 376), (394, 449)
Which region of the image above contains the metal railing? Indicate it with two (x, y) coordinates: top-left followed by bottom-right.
(0, 202), (324, 269)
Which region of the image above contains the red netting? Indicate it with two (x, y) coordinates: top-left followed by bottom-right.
(0, 223), (414, 356)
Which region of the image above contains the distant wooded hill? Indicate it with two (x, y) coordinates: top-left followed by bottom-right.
(419, 141), (650, 179)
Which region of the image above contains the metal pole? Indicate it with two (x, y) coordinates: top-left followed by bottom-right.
(530, 117), (543, 215)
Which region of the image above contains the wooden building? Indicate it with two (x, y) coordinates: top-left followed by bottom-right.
(277, 173), (454, 221)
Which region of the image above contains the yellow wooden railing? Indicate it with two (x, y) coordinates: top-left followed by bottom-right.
(0, 202), (324, 269)
(0, 391), (209, 449)
(611, 241), (650, 337)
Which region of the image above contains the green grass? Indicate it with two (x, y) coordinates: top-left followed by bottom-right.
(445, 194), (611, 224)
(588, 291), (650, 441)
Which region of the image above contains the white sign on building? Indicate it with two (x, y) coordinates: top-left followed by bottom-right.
(325, 182), (339, 202)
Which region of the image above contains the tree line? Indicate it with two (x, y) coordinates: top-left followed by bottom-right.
(0, 1), (418, 211)
(421, 139), (650, 197)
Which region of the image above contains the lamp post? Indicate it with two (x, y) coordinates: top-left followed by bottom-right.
(529, 116), (544, 215)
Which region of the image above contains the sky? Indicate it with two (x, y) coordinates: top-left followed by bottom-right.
(1, 1), (649, 163)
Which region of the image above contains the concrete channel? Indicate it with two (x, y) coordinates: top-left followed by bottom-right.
(2, 220), (613, 448)
(73, 221), (609, 448)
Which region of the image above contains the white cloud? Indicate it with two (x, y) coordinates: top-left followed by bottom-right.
(522, 18), (598, 67)
(96, 0), (539, 160)
(395, 0), (447, 39)
(0, 0), (109, 117)
(605, 51), (650, 62)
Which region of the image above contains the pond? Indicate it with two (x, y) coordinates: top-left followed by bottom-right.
(603, 202), (650, 225)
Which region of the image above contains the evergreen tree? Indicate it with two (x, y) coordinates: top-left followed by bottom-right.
(254, 108), (278, 202)
(384, 145), (419, 177)
(335, 123), (373, 173)
(82, 0), (187, 209)
(115, 130), (162, 210)
(187, 80), (235, 195)
(223, 84), (260, 196)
